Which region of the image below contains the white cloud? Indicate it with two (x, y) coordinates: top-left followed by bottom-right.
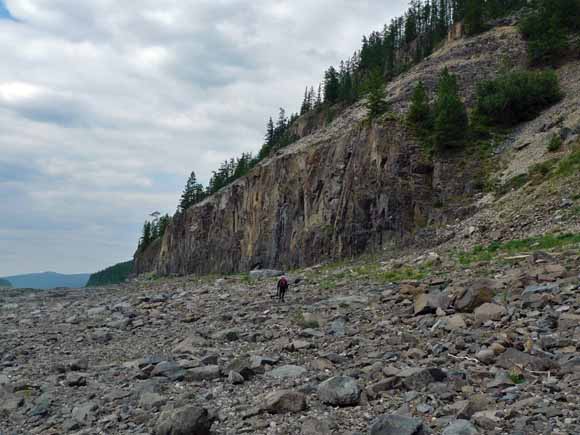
(0, 0), (409, 275)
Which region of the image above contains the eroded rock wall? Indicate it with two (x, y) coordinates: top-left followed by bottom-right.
(142, 119), (480, 276)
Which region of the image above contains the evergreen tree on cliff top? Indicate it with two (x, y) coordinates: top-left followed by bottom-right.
(179, 171), (205, 212)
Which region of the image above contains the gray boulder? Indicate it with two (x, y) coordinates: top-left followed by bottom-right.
(414, 291), (449, 315)
(398, 367), (447, 390)
(155, 406), (212, 435)
(317, 376), (361, 406)
(455, 279), (498, 312)
(268, 365), (307, 379)
(186, 365), (221, 381)
(139, 392), (167, 410)
(496, 348), (559, 372)
(328, 317), (347, 336)
(369, 415), (425, 435)
(71, 401), (98, 425)
(151, 361), (186, 381)
(262, 390), (307, 414)
(66, 372), (87, 387)
(228, 370), (245, 384)
(213, 328), (241, 342)
(442, 420), (479, 435)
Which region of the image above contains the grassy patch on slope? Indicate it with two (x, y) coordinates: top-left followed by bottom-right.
(498, 145), (580, 195)
(458, 232), (580, 266)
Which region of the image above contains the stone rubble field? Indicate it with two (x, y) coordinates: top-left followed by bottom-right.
(1, 248), (579, 435)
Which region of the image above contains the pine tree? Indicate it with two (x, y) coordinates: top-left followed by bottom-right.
(265, 117), (275, 145)
(464, 0), (485, 35)
(300, 87), (310, 115)
(139, 221), (153, 251)
(308, 86), (315, 109)
(157, 214), (171, 238)
(520, 0), (578, 64)
(364, 68), (389, 120)
(178, 171), (197, 212)
(151, 221), (159, 240)
(433, 68), (468, 149)
(407, 81), (432, 130)
(323, 66), (340, 105)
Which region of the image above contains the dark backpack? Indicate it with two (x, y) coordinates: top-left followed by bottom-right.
(278, 276), (288, 289)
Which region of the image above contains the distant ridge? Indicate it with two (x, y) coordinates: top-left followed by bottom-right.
(1, 272), (90, 290)
(0, 278), (12, 288)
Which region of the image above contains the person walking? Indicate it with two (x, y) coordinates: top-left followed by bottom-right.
(277, 275), (289, 302)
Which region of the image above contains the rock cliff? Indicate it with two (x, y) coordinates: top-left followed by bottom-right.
(134, 26), (527, 276)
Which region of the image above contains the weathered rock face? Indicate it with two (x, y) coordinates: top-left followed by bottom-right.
(134, 26), (527, 277)
(139, 119), (477, 276)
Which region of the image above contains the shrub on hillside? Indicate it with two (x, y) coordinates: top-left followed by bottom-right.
(476, 69), (562, 126)
(548, 134), (563, 152)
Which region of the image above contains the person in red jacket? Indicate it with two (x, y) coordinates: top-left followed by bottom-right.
(277, 275), (289, 302)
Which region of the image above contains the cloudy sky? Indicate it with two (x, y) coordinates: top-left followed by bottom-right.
(0, 0), (409, 276)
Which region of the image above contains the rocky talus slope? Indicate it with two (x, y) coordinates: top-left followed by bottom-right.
(2, 242), (580, 434)
(134, 26), (529, 277)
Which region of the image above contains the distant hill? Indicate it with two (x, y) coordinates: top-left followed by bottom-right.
(1, 272), (90, 290)
(86, 261), (133, 287)
(0, 278), (12, 288)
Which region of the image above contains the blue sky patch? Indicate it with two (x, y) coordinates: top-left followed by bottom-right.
(0, 1), (14, 20)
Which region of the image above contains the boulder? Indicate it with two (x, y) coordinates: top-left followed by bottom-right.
(476, 349), (496, 365)
(522, 283), (559, 296)
(474, 303), (507, 323)
(71, 401), (98, 425)
(328, 317), (347, 336)
(267, 365), (307, 379)
(186, 365), (221, 381)
(558, 313), (580, 330)
(457, 394), (493, 419)
(262, 390), (307, 414)
(139, 392), (167, 410)
(414, 291), (449, 315)
(301, 417), (332, 435)
(151, 361), (186, 381)
(317, 376), (361, 406)
(398, 367), (447, 390)
(155, 406), (212, 435)
(290, 340), (312, 351)
(366, 377), (399, 399)
(228, 371), (245, 385)
(496, 348), (559, 371)
(442, 420), (479, 435)
(444, 314), (467, 330)
(213, 328), (241, 342)
(369, 415), (426, 435)
(29, 394), (51, 417)
(173, 336), (208, 354)
(455, 279), (498, 312)
(226, 356), (256, 380)
(66, 372), (87, 387)
(69, 358), (89, 371)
